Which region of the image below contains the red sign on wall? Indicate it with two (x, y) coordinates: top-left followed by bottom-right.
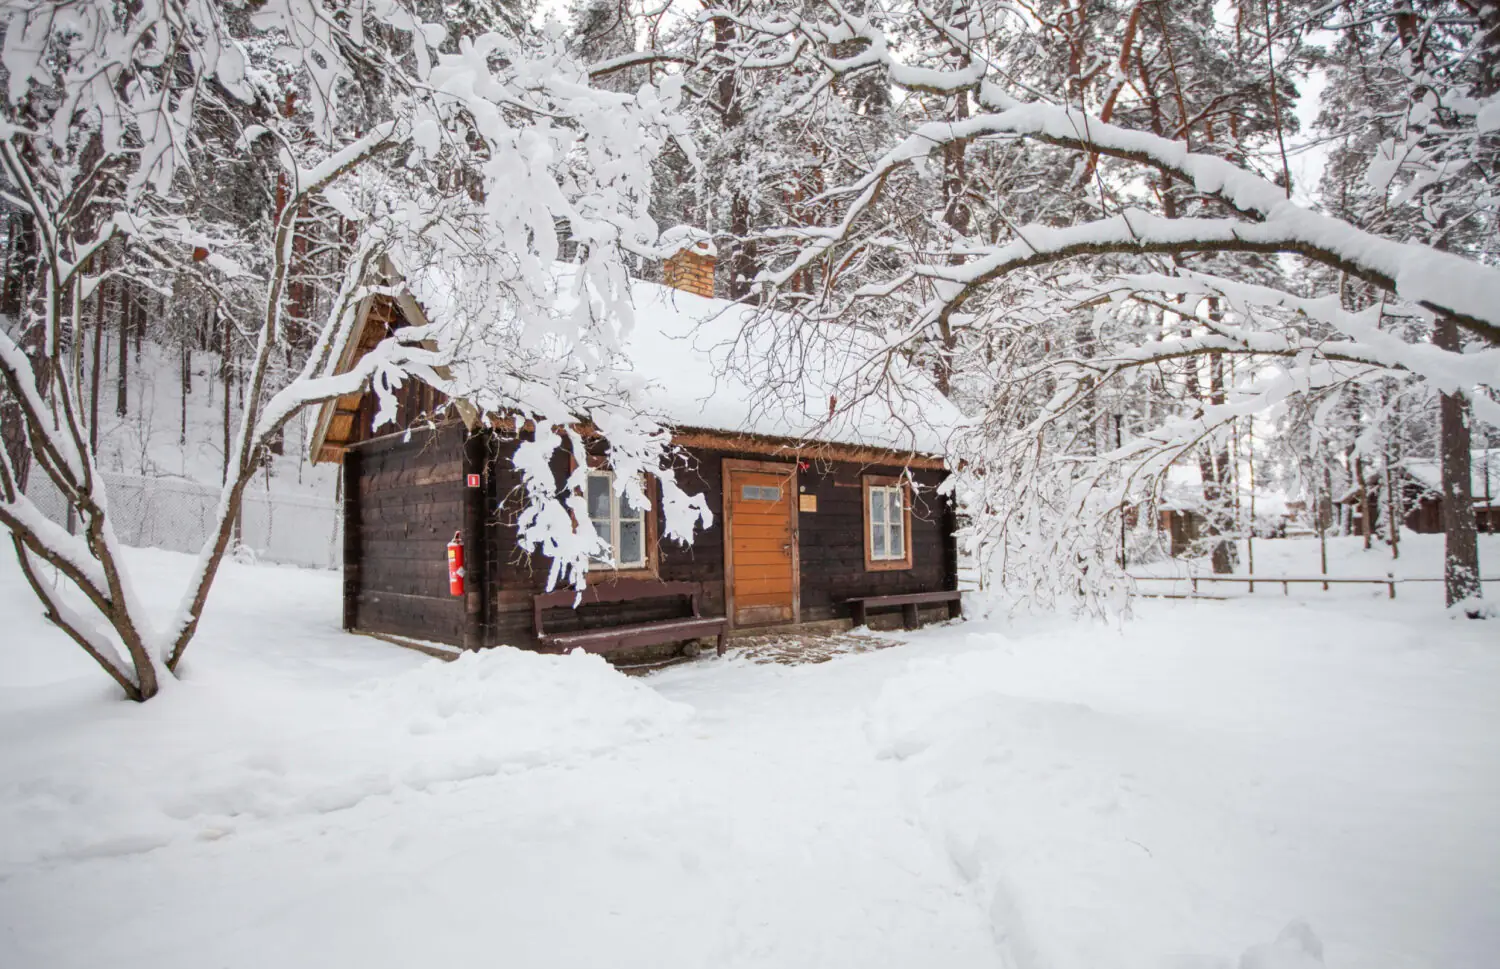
(466, 474), (480, 488)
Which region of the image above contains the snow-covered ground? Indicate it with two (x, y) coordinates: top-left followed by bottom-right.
(2, 547), (1496, 969)
(22, 340), (345, 570)
(93, 339), (336, 493)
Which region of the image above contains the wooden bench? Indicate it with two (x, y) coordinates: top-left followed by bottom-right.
(846, 590), (963, 630)
(533, 580), (728, 657)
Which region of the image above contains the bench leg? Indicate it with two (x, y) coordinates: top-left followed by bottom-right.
(716, 630), (726, 657)
(902, 603), (919, 630)
(851, 602), (866, 628)
(947, 597), (962, 620)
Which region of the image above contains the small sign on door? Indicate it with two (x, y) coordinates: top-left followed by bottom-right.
(466, 473), (481, 488)
(799, 494), (818, 512)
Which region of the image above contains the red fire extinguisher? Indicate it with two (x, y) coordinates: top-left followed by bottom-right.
(447, 531), (465, 597)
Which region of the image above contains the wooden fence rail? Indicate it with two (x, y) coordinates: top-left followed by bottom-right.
(1130, 574), (1500, 600)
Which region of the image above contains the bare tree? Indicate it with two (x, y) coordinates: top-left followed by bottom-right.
(0, 0), (710, 699)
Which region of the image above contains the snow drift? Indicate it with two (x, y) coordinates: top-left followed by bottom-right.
(366, 647), (695, 775)
(0, 625), (691, 873)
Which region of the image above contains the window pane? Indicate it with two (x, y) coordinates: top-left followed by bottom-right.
(586, 473), (611, 520)
(589, 516), (612, 561)
(870, 488), (886, 524)
(888, 491), (903, 526)
(872, 523), (886, 557)
(889, 520), (904, 559)
(617, 490), (644, 521)
(618, 520), (644, 566)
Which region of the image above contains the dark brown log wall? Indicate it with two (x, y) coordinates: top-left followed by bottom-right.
(480, 441), (954, 643)
(344, 423), (469, 644)
(485, 442), (727, 648)
(343, 430), (957, 649)
(795, 460), (955, 622)
(351, 371), (450, 446)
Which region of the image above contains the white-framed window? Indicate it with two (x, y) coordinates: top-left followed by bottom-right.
(585, 470), (647, 568)
(868, 484), (906, 561)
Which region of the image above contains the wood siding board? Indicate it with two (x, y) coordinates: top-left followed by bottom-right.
(341, 450), (359, 630)
(796, 463), (949, 621)
(343, 435), (955, 651)
(462, 430), (487, 650)
(345, 423), (467, 646)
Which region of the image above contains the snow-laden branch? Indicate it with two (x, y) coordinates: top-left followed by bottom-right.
(0, 0), (706, 699)
(726, 6), (1500, 349)
(1077, 272), (1500, 402)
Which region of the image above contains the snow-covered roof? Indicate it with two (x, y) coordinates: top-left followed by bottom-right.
(608, 278), (962, 455)
(317, 262), (964, 461)
(1403, 450), (1500, 506)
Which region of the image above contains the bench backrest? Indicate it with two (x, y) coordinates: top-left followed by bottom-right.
(533, 579), (701, 636)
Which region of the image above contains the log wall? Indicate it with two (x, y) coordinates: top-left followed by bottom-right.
(795, 460), (956, 622)
(343, 423), (469, 644)
(344, 429), (957, 650)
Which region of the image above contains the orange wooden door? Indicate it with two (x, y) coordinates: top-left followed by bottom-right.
(727, 468), (796, 626)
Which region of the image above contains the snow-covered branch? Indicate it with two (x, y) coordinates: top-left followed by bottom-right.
(0, 0), (703, 698)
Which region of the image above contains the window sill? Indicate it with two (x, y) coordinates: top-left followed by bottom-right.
(865, 558), (913, 572)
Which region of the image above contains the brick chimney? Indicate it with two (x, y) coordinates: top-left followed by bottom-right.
(660, 228), (717, 298)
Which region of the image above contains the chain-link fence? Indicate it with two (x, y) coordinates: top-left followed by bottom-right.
(24, 471), (342, 570)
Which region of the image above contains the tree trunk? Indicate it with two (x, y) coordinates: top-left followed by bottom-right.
(133, 288), (145, 358)
(1, 215), (15, 317)
(180, 338), (189, 446)
(1434, 315), (1482, 610)
(1199, 351), (1235, 573)
(935, 82), (972, 397)
(1385, 452), (1400, 559)
(1317, 454), (1330, 591)
(116, 283), (129, 417)
(1478, 3), (1500, 101)
(222, 313), (232, 484)
(715, 10), (758, 301)
(1355, 455), (1373, 550)
(89, 270), (104, 455)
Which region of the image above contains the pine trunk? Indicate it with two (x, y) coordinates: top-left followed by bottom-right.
(222, 314), (232, 484)
(1201, 352), (1234, 574)
(89, 262), (105, 455)
(116, 284), (129, 417)
(133, 289), (144, 357)
(715, 14), (757, 301)
(1356, 455), (1373, 550)
(1433, 316), (1482, 610)
(1385, 454), (1400, 559)
(180, 340), (189, 446)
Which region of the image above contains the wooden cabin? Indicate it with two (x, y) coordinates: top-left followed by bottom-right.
(309, 242), (964, 663)
(1399, 451), (1500, 535)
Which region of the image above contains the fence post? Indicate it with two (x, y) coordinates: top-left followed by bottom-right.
(1387, 573), (1396, 599)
